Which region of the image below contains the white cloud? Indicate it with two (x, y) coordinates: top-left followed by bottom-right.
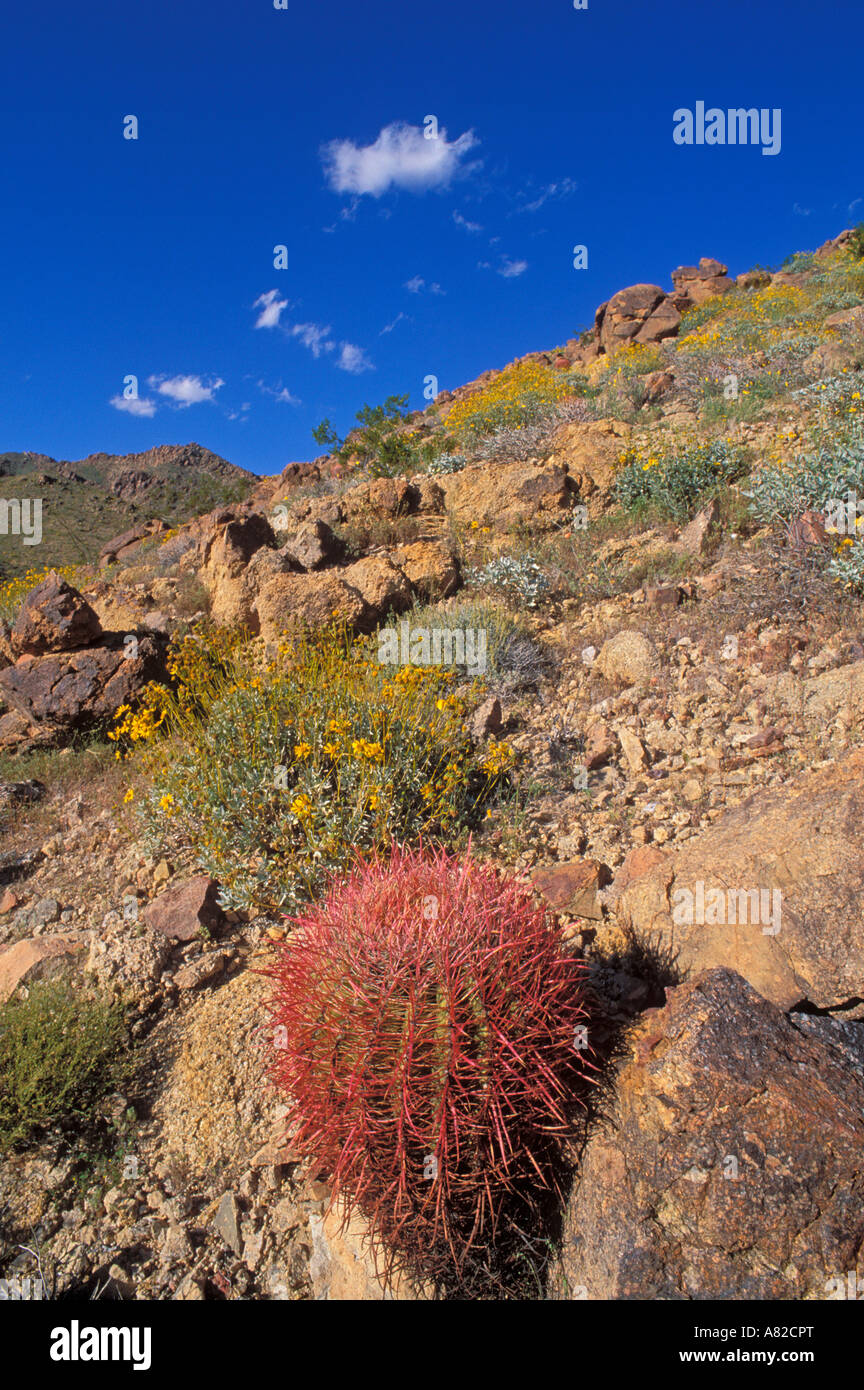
(290, 322), (335, 358)
(380, 311), (409, 335)
(148, 374), (224, 407)
(518, 177), (578, 213)
(322, 121), (477, 198)
(453, 210), (483, 232)
(849, 197), (862, 215)
(254, 289), (289, 328)
(337, 342), (374, 374)
(479, 256), (528, 279)
(258, 380), (301, 404)
(404, 276), (444, 296)
(793, 202), (812, 217)
(110, 394), (156, 418)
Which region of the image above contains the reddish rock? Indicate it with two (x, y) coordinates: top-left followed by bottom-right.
(0, 634), (166, 731)
(0, 935), (83, 1003)
(583, 721), (616, 770)
(612, 844), (669, 895)
(533, 859), (612, 920)
(595, 285), (681, 354)
(11, 575), (102, 657)
(144, 876), (225, 942)
(99, 520), (170, 566)
(551, 969), (864, 1300)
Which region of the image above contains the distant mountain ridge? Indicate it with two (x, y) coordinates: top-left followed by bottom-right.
(0, 443), (256, 577)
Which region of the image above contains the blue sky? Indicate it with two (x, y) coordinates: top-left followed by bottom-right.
(1, 0), (862, 477)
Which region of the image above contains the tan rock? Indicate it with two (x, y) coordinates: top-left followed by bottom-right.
(618, 727), (647, 773)
(610, 747), (864, 1010)
(255, 570), (370, 644)
(439, 458), (578, 531)
(342, 556), (413, 615)
(391, 541), (461, 600)
(0, 935), (82, 1003)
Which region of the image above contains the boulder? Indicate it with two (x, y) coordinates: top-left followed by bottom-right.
(532, 859), (611, 920)
(670, 258), (735, 309)
(342, 556), (413, 616)
(0, 634), (166, 732)
(281, 519), (344, 572)
(544, 420), (631, 517)
(144, 875), (225, 942)
(255, 571), (371, 645)
(98, 520), (170, 566)
(610, 746), (864, 1011)
(11, 575), (102, 657)
(550, 969), (864, 1300)
(199, 513), (276, 627)
(390, 540), (461, 600)
(341, 477), (420, 524)
(439, 458), (578, 531)
(595, 285), (681, 354)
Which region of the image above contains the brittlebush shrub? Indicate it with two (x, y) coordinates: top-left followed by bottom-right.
(446, 361), (586, 440)
(265, 845), (593, 1291)
(114, 625), (516, 913)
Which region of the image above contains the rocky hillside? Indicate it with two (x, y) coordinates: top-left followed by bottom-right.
(2, 229), (864, 1303)
(0, 444), (255, 579)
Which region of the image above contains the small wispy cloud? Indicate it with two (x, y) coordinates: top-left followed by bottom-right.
(453, 209), (483, 233)
(403, 276), (444, 296)
(290, 322), (335, 358)
(479, 256), (528, 279)
(322, 121), (478, 198)
(516, 177), (578, 213)
(849, 197), (862, 215)
(148, 374), (224, 407)
(793, 202), (812, 217)
(337, 342), (374, 374)
(380, 311), (410, 335)
(253, 289), (289, 328)
(258, 380), (301, 405)
(110, 394), (157, 418)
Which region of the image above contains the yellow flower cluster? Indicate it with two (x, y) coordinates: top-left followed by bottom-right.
(480, 738), (516, 777)
(445, 360), (576, 438)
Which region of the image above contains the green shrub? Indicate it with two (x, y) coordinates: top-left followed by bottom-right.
(745, 429), (864, 526)
(614, 438), (744, 521)
(119, 627), (515, 913)
(0, 980), (127, 1153)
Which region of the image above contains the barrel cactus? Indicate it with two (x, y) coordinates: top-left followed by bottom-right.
(265, 844), (593, 1284)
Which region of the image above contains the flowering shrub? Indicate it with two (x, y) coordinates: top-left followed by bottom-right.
(468, 554), (552, 609)
(115, 625), (515, 912)
(827, 539), (864, 594)
(265, 844), (593, 1287)
(614, 438), (744, 520)
(792, 370), (864, 418)
(446, 361), (586, 440)
(746, 431), (864, 527)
